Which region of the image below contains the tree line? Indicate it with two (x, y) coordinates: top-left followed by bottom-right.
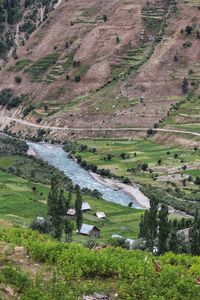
(139, 195), (200, 255)
(31, 177), (83, 241)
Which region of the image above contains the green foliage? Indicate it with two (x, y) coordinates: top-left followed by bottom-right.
(15, 75), (22, 83)
(11, 59), (32, 72)
(0, 266), (30, 291)
(146, 195), (159, 251)
(25, 53), (59, 82)
(0, 88), (23, 109)
(190, 210), (200, 255)
(1, 227), (200, 299)
(75, 186), (83, 231)
(158, 204), (170, 254)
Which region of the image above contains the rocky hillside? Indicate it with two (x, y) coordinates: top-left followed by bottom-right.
(0, 0), (58, 65)
(0, 0), (199, 137)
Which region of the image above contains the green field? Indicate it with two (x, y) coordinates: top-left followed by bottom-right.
(0, 171), (48, 226)
(74, 138), (200, 185)
(0, 170), (142, 241)
(69, 137), (200, 215)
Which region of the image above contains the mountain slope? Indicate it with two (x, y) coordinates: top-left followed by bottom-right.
(0, 0), (199, 138)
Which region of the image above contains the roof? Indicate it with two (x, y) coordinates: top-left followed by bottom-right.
(178, 228), (190, 241)
(81, 202), (91, 211)
(66, 209), (76, 216)
(95, 212), (106, 219)
(78, 224), (100, 235)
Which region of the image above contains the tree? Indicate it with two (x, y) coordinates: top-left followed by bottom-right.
(47, 177), (63, 239)
(63, 218), (73, 241)
(182, 78), (189, 94)
(158, 204), (170, 255)
(103, 15), (107, 22)
(157, 159), (162, 165)
(15, 76), (22, 84)
(139, 195), (159, 251)
(116, 36), (120, 44)
(146, 195), (159, 251)
(168, 227), (178, 253)
(189, 209), (200, 255)
(75, 187), (82, 232)
(141, 162), (148, 171)
(59, 189), (70, 215)
(139, 211), (148, 238)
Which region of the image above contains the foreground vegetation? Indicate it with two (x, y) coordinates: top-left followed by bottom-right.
(1, 227), (200, 299)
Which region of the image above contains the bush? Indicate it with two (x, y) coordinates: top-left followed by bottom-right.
(74, 75), (81, 82)
(15, 75), (22, 84)
(0, 88), (23, 109)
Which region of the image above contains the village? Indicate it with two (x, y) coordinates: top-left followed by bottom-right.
(66, 202), (105, 238)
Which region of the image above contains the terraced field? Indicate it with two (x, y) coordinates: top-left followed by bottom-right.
(73, 138), (200, 192)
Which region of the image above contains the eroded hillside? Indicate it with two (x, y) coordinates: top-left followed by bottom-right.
(0, 0), (199, 138)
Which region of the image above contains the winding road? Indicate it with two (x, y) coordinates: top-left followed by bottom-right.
(1, 114), (200, 138)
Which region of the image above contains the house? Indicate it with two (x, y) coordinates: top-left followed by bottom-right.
(81, 202), (91, 212)
(95, 212), (106, 219)
(78, 224), (100, 238)
(178, 228), (190, 242)
(66, 208), (76, 219)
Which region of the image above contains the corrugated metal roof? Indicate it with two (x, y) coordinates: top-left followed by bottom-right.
(78, 224), (100, 235)
(96, 212), (106, 219)
(81, 202), (91, 211)
(79, 224), (95, 235)
(67, 209), (76, 216)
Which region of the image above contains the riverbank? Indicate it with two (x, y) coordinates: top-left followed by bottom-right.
(90, 171), (150, 209)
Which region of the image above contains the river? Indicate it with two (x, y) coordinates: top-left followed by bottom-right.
(27, 142), (142, 208)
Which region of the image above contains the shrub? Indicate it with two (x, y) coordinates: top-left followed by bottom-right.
(116, 36), (120, 44)
(74, 75), (81, 82)
(15, 75), (22, 83)
(103, 15), (108, 22)
(182, 78), (189, 94)
(185, 25), (193, 35)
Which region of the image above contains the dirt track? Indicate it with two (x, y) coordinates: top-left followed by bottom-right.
(1, 115), (200, 138)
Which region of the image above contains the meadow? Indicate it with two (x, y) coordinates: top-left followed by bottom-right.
(74, 138), (200, 186)
(71, 137), (200, 215)
(0, 170), (142, 241)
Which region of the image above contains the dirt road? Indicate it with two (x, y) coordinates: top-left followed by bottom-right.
(1, 115), (200, 138)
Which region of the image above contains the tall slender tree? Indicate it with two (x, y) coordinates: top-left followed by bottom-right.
(139, 195), (159, 252)
(75, 187), (82, 232)
(47, 177), (63, 239)
(158, 204), (170, 254)
(169, 227), (178, 253)
(146, 195), (159, 251)
(190, 209), (200, 255)
(63, 218), (73, 241)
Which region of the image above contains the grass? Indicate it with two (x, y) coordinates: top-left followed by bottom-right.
(9, 59), (32, 72)
(0, 170), (142, 241)
(0, 171), (48, 226)
(73, 137), (200, 202)
(72, 196), (143, 242)
(25, 53), (59, 82)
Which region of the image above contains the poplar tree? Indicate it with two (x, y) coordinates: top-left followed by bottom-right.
(169, 227), (178, 253)
(63, 218), (73, 241)
(158, 204), (170, 254)
(47, 177), (62, 239)
(75, 187), (83, 232)
(190, 209), (200, 255)
(146, 195), (159, 251)
(139, 195), (159, 252)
